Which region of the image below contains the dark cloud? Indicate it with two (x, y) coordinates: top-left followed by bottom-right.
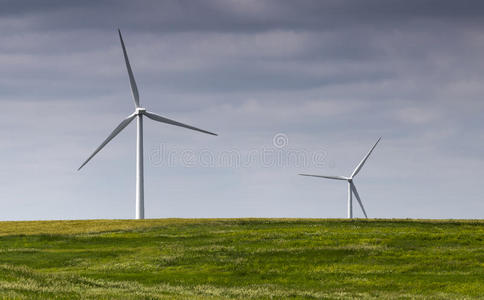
(3, 0), (484, 33)
(0, 0), (483, 220)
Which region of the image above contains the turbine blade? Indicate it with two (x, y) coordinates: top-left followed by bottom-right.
(351, 183), (368, 218)
(78, 113), (137, 171)
(118, 29), (140, 108)
(351, 137), (381, 178)
(298, 174), (348, 180)
(144, 111), (217, 136)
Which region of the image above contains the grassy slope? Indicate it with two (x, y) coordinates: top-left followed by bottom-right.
(0, 219), (483, 299)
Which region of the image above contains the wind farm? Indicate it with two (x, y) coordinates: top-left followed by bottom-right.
(2, 0), (484, 299)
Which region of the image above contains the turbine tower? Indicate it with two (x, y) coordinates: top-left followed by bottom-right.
(78, 29), (217, 219)
(299, 137), (381, 219)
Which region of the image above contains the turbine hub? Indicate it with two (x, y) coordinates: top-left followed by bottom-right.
(135, 107), (146, 115)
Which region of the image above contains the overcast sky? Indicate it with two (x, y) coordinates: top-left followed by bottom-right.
(1, 0), (483, 220)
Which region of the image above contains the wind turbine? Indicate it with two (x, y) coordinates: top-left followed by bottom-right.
(299, 137), (381, 219)
(78, 29), (217, 219)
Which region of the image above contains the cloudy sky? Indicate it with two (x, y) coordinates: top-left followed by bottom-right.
(1, 0), (483, 220)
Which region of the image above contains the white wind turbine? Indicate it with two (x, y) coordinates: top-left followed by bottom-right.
(299, 137), (381, 219)
(78, 29), (217, 219)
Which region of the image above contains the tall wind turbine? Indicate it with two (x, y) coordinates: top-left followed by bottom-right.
(299, 137), (381, 219)
(78, 29), (217, 219)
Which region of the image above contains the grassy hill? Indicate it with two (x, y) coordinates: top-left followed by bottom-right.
(0, 219), (482, 299)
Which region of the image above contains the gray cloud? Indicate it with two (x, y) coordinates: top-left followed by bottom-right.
(0, 0), (483, 220)
(4, 0), (484, 33)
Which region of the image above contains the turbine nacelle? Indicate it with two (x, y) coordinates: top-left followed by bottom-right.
(135, 107), (146, 115)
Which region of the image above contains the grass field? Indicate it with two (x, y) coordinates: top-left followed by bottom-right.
(0, 219), (483, 299)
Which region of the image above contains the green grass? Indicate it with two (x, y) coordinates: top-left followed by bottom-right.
(0, 219), (483, 299)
